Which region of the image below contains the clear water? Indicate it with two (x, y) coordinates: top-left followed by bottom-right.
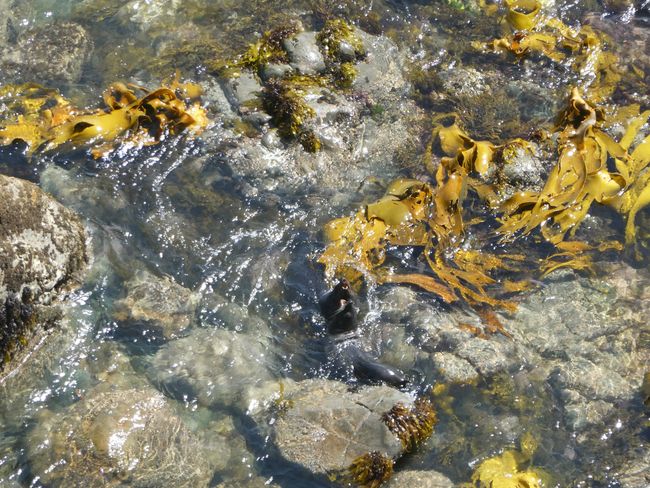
(0, 1), (648, 487)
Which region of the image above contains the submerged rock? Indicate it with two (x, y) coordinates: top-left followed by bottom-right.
(0, 174), (87, 375)
(283, 31), (327, 75)
(374, 263), (649, 432)
(388, 469), (454, 488)
(0, 21), (93, 84)
(147, 327), (278, 411)
(113, 269), (199, 341)
(268, 379), (412, 477)
(27, 388), (223, 487)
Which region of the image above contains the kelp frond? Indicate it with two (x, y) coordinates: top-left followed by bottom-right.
(460, 444), (551, 488)
(473, 0), (623, 102)
(498, 88), (650, 253)
(0, 78), (209, 158)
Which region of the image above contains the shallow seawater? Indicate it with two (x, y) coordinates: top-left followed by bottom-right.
(0, 0), (649, 487)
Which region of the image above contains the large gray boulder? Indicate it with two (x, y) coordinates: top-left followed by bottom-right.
(264, 379), (435, 480)
(0, 174), (87, 375)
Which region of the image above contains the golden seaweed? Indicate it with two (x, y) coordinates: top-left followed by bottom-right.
(460, 444), (551, 488)
(0, 79), (209, 158)
(346, 451), (394, 488)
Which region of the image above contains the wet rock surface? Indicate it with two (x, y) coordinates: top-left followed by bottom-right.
(27, 387), (223, 487)
(283, 31), (327, 75)
(0, 21), (93, 84)
(268, 379), (411, 476)
(0, 174), (87, 374)
(147, 327), (278, 411)
(387, 469), (454, 488)
(112, 269), (199, 341)
(212, 27), (423, 194)
(375, 264), (650, 433)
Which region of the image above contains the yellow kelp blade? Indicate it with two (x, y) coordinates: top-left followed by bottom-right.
(505, 0), (542, 31)
(461, 449), (549, 488)
(49, 108), (141, 147)
(380, 273), (457, 303)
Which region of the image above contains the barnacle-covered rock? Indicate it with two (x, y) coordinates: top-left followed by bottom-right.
(0, 174), (87, 375)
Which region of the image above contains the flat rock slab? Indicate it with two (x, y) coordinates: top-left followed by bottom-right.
(273, 379), (411, 476)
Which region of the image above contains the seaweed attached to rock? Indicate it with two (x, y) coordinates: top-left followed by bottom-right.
(381, 398), (438, 452)
(346, 451), (394, 488)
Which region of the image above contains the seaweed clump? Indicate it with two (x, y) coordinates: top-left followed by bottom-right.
(0, 76), (209, 158)
(346, 451), (394, 488)
(318, 86), (650, 318)
(261, 78), (320, 151)
(472, 0), (624, 102)
(381, 398), (438, 451)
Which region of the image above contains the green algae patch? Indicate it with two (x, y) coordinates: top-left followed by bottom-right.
(0, 77), (209, 158)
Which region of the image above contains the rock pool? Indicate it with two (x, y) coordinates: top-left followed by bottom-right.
(0, 1), (649, 487)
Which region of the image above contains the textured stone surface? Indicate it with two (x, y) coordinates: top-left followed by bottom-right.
(113, 269), (199, 340)
(388, 469), (455, 488)
(148, 327), (278, 410)
(283, 31), (327, 75)
(0, 22), (93, 84)
(0, 174), (87, 373)
(272, 379), (411, 476)
(27, 388), (223, 487)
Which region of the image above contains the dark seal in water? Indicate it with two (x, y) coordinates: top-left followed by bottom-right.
(319, 280), (408, 388)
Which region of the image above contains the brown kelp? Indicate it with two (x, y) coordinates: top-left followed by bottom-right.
(0, 76), (208, 158)
(319, 87), (650, 315)
(381, 398), (438, 452)
(346, 451), (394, 488)
(472, 0), (624, 102)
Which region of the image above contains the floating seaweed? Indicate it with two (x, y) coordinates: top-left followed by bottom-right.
(461, 449), (549, 487)
(472, 0), (623, 102)
(319, 84), (649, 317)
(460, 432), (551, 488)
(497, 88), (650, 253)
(0, 76), (209, 158)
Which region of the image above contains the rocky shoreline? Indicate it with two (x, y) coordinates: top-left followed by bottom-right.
(0, 0), (649, 486)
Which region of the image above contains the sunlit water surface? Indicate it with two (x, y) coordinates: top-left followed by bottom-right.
(0, 0), (649, 487)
